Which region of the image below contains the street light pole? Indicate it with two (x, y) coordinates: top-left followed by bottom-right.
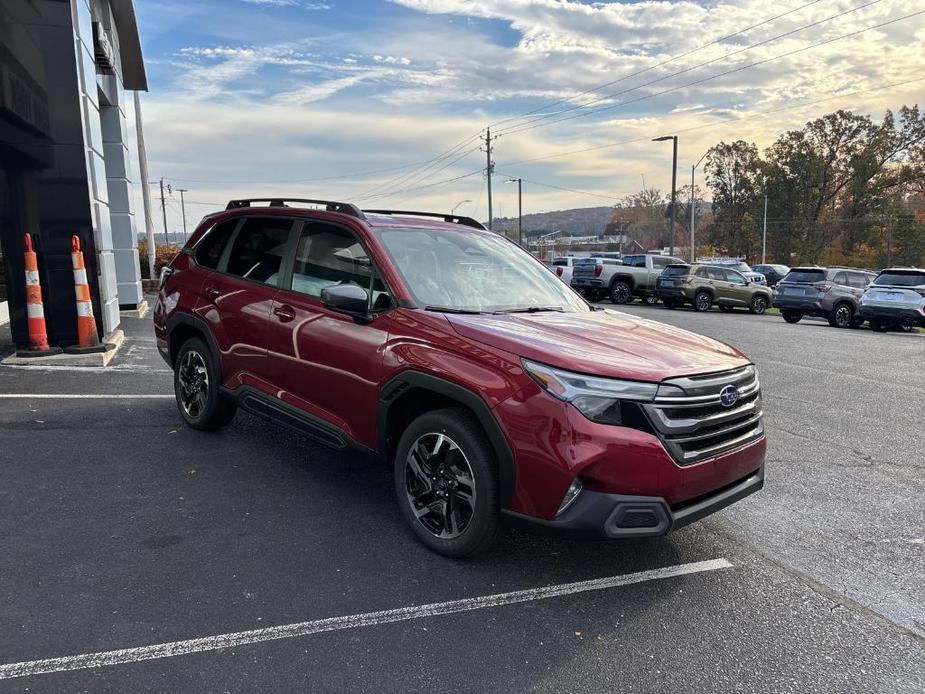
(691, 149), (709, 263)
(452, 199), (472, 214)
(177, 188), (189, 243)
(653, 136), (678, 256)
(506, 178), (523, 245)
(762, 194), (768, 264)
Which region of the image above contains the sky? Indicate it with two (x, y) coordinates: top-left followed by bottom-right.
(130, 0), (925, 232)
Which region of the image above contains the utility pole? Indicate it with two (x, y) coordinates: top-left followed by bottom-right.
(483, 128), (495, 231)
(762, 194), (768, 264)
(134, 92), (156, 280)
(690, 150), (708, 263)
(507, 178), (523, 245)
(177, 189), (189, 242)
(158, 178), (168, 245)
(652, 135), (678, 256)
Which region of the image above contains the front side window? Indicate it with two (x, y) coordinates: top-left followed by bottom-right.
(224, 217), (293, 285)
(374, 227), (588, 313)
(725, 269), (747, 285)
(289, 222), (390, 309)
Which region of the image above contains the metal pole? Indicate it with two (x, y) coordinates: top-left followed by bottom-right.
(517, 178), (523, 246)
(178, 189), (189, 243)
(159, 178), (168, 245)
(669, 136), (678, 257)
(485, 128), (494, 231)
(690, 164), (695, 263)
(762, 194), (768, 264)
(133, 91), (156, 280)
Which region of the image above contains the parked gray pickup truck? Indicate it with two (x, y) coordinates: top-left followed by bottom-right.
(571, 253), (685, 304)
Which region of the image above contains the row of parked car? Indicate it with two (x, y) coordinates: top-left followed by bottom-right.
(553, 253), (925, 333)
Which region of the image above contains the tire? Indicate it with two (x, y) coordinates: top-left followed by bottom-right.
(899, 317), (916, 333)
(609, 280), (632, 305)
(587, 289), (602, 303)
(393, 408), (499, 558)
(719, 305), (734, 313)
(642, 295), (659, 306)
(828, 303), (853, 328)
(663, 300), (677, 310)
(694, 291), (712, 312)
(869, 319), (888, 333)
(749, 295), (768, 315)
(782, 310), (803, 324)
(174, 337), (236, 431)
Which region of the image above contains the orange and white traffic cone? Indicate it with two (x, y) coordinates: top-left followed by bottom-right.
(16, 233), (62, 358)
(65, 235), (107, 354)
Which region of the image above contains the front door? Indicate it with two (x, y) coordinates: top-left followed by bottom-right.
(265, 220), (392, 449)
(723, 268), (749, 306)
(201, 215), (295, 395)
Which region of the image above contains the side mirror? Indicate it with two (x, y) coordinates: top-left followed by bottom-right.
(321, 283), (370, 318)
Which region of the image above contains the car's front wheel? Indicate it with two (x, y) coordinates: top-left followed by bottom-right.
(750, 295), (768, 315)
(174, 337), (236, 430)
(394, 408), (499, 558)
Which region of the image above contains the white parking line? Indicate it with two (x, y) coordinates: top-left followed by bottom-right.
(0, 394), (173, 399)
(0, 558), (731, 680)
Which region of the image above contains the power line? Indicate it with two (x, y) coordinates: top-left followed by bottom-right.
(357, 144), (482, 203)
(498, 3), (915, 137)
(496, 174), (620, 201)
(498, 74), (925, 167)
(489, 0), (832, 130)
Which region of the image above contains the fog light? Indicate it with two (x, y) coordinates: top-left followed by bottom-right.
(556, 478), (583, 516)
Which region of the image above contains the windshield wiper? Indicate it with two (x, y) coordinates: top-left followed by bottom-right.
(493, 306), (566, 314)
(424, 305), (485, 314)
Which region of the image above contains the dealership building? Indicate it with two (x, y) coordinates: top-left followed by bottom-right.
(0, 0), (147, 350)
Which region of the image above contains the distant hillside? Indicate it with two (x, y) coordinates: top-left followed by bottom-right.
(491, 206), (613, 237)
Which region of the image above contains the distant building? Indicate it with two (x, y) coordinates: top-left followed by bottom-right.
(0, 0), (146, 347)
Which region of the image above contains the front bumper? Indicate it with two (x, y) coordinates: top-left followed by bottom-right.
(505, 467), (765, 538)
(860, 304), (925, 326)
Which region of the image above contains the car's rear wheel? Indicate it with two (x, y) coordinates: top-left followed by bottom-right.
(694, 291), (712, 312)
(642, 295), (658, 306)
(174, 337), (236, 430)
(899, 316), (916, 333)
(394, 408), (499, 558)
(719, 305), (734, 313)
(749, 295), (768, 315)
(609, 280), (631, 305)
(782, 310), (803, 324)
(828, 303), (853, 328)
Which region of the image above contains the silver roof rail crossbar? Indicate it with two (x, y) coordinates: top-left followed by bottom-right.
(363, 209), (486, 230)
(225, 198), (365, 219)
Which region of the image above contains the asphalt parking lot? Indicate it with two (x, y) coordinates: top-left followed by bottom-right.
(0, 303), (923, 692)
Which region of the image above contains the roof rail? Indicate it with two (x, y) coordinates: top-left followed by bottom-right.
(225, 198), (365, 219)
(363, 209), (486, 230)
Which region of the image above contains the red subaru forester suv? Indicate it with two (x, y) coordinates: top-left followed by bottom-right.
(154, 199), (766, 557)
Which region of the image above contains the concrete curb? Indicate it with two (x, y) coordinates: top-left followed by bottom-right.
(120, 299), (149, 319)
(1, 329), (125, 367)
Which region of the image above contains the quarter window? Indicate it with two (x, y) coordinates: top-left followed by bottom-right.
(224, 217), (293, 286)
(194, 219), (239, 269)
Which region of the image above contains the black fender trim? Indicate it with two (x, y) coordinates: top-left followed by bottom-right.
(165, 312), (221, 369)
(378, 371), (516, 507)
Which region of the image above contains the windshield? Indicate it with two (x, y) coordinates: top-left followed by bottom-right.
(375, 227), (589, 313)
(873, 271), (925, 287)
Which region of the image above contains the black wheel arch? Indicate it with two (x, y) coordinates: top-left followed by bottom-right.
(378, 371), (515, 507)
(166, 313), (221, 370)
(610, 274), (635, 290)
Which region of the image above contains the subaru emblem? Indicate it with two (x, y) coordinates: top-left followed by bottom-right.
(719, 384), (740, 407)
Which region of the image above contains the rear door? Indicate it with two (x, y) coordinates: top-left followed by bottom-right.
(201, 215), (295, 394)
(265, 220), (392, 448)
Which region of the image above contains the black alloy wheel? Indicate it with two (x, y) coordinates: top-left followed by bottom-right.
(610, 281), (631, 305)
(899, 316), (916, 333)
(174, 337), (236, 430)
(394, 408), (498, 558)
(750, 295), (768, 315)
(694, 291), (712, 312)
(782, 311), (803, 324)
(830, 303), (853, 328)
(642, 295), (659, 306)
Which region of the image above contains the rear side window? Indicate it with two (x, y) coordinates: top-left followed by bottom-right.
(552, 259), (568, 266)
(623, 255), (645, 268)
(224, 217), (293, 286)
(783, 269), (825, 283)
(831, 271), (848, 286)
(662, 266), (690, 277)
(651, 256), (671, 268)
(195, 219), (238, 269)
(873, 271), (925, 287)
(847, 272), (870, 289)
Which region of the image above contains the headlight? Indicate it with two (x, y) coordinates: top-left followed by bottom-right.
(522, 359), (658, 425)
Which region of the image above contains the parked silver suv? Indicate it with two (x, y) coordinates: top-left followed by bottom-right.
(859, 268), (925, 332)
(772, 266), (876, 328)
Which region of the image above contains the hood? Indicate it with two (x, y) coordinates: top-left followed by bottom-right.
(445, 309), (749, 382)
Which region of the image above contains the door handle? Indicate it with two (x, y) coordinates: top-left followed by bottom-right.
(273, 304), (296, 322)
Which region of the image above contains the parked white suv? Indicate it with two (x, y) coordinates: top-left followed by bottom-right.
(859, 268), (925, 333)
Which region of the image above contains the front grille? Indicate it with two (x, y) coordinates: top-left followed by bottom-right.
(641, 365), (764, 466)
